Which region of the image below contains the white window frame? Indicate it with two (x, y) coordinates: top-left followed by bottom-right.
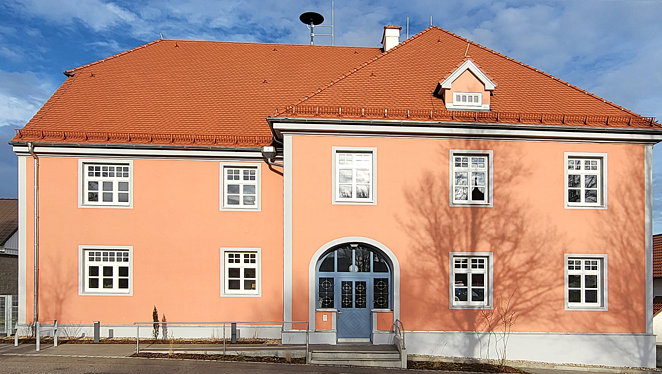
(449, 252), (493, 309)
(564, 153), (607, 209)
(78, 245), (133, 296)
(332, 147), (377, 205)
(449, 150), (493, 207)
(564, 254), (607, 311)
(219, 163), (261, 211)
(78, 159), (133, 208)
(454, 92), (482, 107)
(220, 248), (261, 297)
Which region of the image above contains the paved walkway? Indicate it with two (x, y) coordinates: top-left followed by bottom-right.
(0, 343), (659, 373)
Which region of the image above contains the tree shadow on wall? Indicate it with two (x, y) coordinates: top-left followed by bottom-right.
(398, 141), (564, 361)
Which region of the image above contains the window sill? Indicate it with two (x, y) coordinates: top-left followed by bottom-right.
(565, 306), (607, 311)
(450, 202), (493, 208)
(332, 200), (377, 206)
(449, 304), (492, 310)
(220, 292), (262, 298)
(79, 204), (133, 209)
(79, 292), (132, 296)
(219, 207), (261, 212)
(565, 204), (607, 210)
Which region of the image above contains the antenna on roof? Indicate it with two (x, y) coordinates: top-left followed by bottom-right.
(464, 42), (470, 57)
(159, 33), (163, 40)
(406, 16), (409, 39)
(299, 0), (334, 46)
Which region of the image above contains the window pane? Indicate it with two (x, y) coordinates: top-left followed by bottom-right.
(472, 172), (485, 186)
(119, 193), (129, 203)
(355, 247), (371, 272)
(455, 172), (468, 186)
(243, 185), (255, 194)
(585, 290), (598, 303)
(568, 289), (581, 302)
(118, 182), (129, 191)
(454, 273), (467, 286)
(585, 275), (598, 288)
(338, 185), (352, 198)
(341, 281), (353, 308)
(244, 268), (256, 278)
(355, 281), (367, 308)
(454, 187), (468, 201)
(337, 247), (352, 272)
(585, 190), (597, 203)
(374, 278), (389, 309)
(103, 266), (113, 276)
(585, 175), (597, 188)
(472, 273), (484, 287)
(227, 195), (240, 205)
(88, 181), (98, 191)
(227, 185), (240, 194)
(319, 253), (334, 272)
(228, 280), (240, 290)
(88, 278), (99, 289)
(356, 169), (370, 183)
(471, 187), (485, 201)
(102, 192), (113, 202)
(89, 266), (99, 277)
(102, 181), (113, 191)
(455, 288), (468, 301)
(103, 278), (113, 288)
(244, 280), (256, 290)
(568, 275), (581, 288)
(243, 196), (256, 205)
(472, 288), (485, 302)
(568, 175), (580, 188)
(228, 268), (240, 278)
(338, 169), (353, 183)
(88, 192), (98, 202)
(118, 279), (129, 289)
(568, 189), (580, 202)
(319, 277), (334, 308)
(118, 266), (128, 277)
(373, 254), (389, 272)
(356, 184), (370, 198)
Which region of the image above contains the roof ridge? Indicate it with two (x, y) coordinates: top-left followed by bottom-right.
(66, 39), (164, 73)
(429, 26), (642, 117)
(281, 27), (437, 112)
(160, 38), (380, 50)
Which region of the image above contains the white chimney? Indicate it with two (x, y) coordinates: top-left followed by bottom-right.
(381, 25), (401, 52)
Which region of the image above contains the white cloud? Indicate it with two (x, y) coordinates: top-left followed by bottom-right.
(10, 0), (138, 31)
(0, 70), (56, 128)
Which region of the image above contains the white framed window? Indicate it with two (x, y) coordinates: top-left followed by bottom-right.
(450, 150), (492, 206)
(565, 153), (607, 208)
(565, 254), (607, 310)
(79, 160), (133, 208)
(221, 248), (261, 297)
(449, 252), (493, 309)
(79, 246), (132, 295)
(220, 164), (261, 211)
(332, 147), (376, 204)
(454, 92), (482, 107)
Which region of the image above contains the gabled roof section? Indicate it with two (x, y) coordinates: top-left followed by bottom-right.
(439, 59), (496, 90)
(13, 39), (381, 147)
(279, 27), (659, 129)
(654, 234), (662, 278)
(0, 199), (18, 246)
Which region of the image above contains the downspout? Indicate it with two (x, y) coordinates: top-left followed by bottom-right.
(27, 142), (38, 329)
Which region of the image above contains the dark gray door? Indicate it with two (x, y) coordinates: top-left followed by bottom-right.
(337, 279), (371, 338)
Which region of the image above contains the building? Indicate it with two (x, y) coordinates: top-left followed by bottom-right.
(10, 26), (662, 367)
(0, 198), (18, 335)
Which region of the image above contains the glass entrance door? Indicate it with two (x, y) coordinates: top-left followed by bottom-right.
(315, 243), (392, 341)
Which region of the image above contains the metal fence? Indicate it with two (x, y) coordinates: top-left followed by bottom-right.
(0, 295), (17, 336)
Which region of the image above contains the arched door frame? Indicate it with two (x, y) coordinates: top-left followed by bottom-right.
(308, 236), (400, 331)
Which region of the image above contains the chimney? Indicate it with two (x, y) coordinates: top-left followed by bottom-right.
(381, 25), (401, 52)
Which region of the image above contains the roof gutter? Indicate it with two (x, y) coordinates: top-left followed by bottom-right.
(27, 143), (39, 332)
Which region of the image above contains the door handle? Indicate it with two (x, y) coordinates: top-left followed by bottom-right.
(337, 311), (342, 314)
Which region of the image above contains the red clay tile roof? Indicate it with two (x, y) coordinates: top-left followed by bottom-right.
(13, 27), (660, 148)
(278, 27), (659, 129)
(654, 234), (662, 278)
(654, 296), (662, 316)
(13, 40), (381, 147)
(0, 199), (18, 246)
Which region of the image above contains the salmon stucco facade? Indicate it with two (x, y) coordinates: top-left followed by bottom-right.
(10, 26), (662, 368)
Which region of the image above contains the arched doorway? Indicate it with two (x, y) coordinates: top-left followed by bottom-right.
(315, 242), (393, 340)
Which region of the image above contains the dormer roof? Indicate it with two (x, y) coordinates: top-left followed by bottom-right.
(439, 59), (496, 90)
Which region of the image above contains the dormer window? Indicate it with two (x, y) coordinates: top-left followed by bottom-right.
(438, 59), (496, 111)
(454, 92), (482, 107)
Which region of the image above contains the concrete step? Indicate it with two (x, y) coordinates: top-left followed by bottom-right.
(311, 351), (401, 360)
(310, 359), (401, 368)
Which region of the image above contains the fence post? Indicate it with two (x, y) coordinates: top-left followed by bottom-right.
(231, 322), (237, 343)
(223, 323), (226, 354)
(14, 326), (18, 346)
(93, 321), (100, 343)
(136, 324), (139, 354)
(53, 320), (58, 347)
(35, 322), (40, 351)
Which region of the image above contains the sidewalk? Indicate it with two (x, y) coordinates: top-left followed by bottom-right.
(0, 342), (659, 374)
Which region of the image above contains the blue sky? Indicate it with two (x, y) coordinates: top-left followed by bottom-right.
(0, 0), (661, 231)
